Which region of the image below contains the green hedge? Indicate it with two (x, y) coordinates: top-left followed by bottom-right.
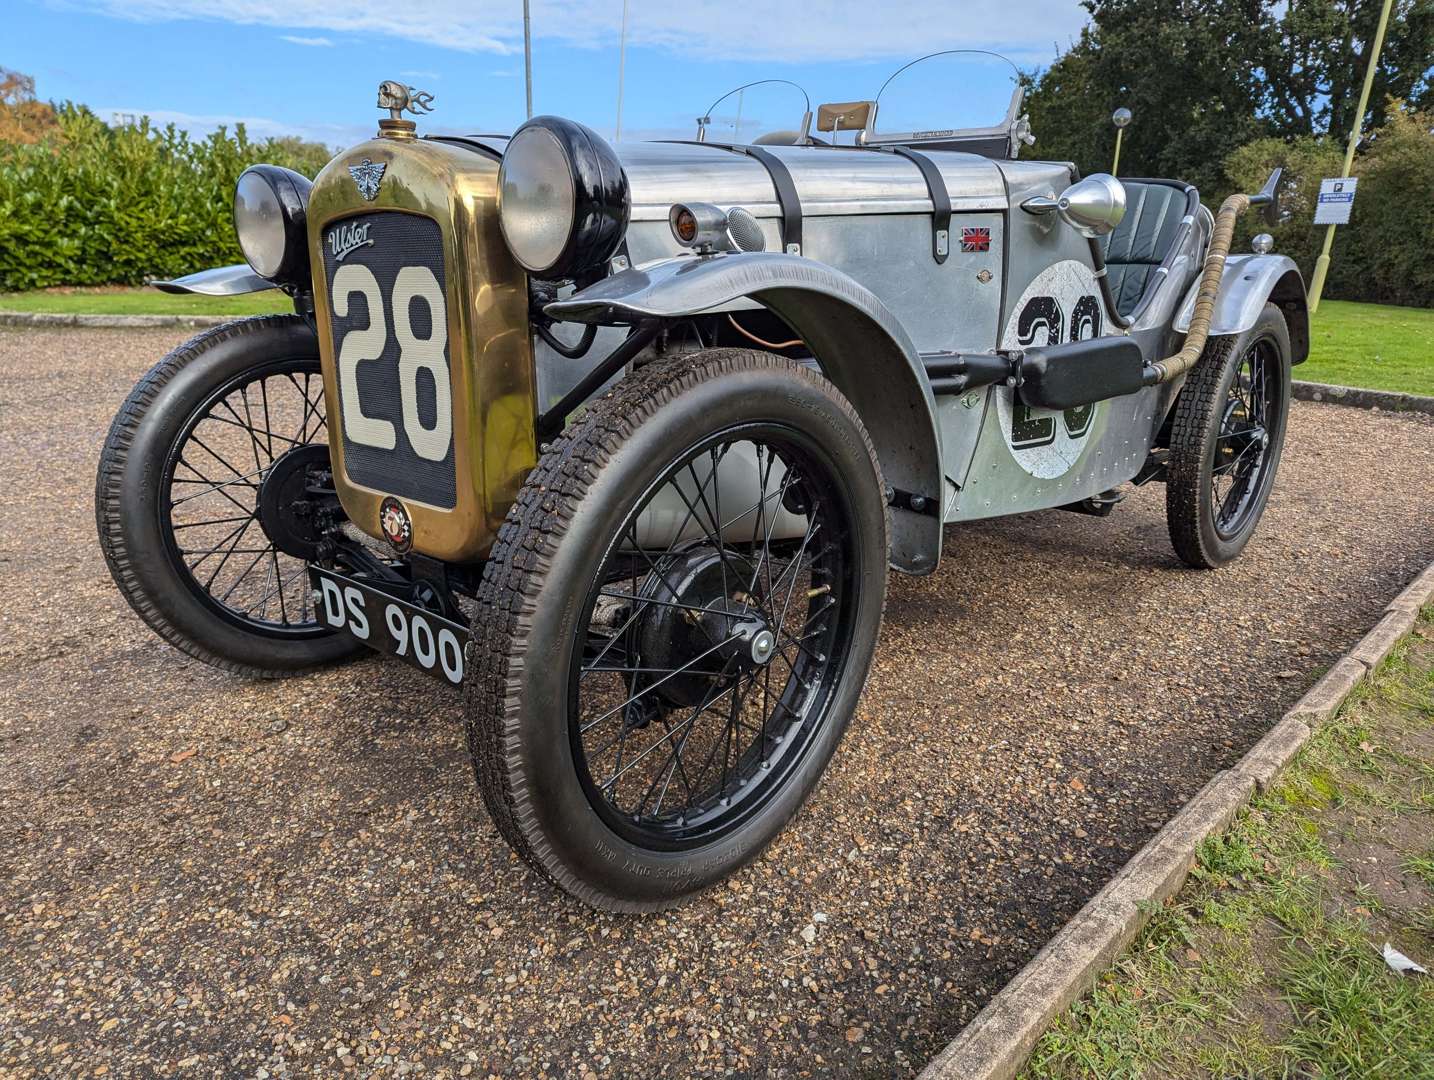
(0, 105), (330, 291)
(1223, 103), (1434, 308)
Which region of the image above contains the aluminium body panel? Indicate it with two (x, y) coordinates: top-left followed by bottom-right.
(613, 141), (1009, 223)
(943, 157), (1163, 522)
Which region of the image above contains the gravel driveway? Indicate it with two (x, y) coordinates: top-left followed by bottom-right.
(2, 325), (1431, 1079)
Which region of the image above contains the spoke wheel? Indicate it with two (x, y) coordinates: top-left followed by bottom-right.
(1210, 339), (1280, 539)
(467, 348), (889, 911)
(572, 425), (856, 850)
(1166, 302), (1291, 569)
(97, 316), (362, 677)
(160, 357), (330, 637)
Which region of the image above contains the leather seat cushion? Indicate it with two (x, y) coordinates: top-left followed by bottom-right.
(1102, 182), (1188, 317)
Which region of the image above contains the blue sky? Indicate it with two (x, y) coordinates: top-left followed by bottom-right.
(11, 0), (1092, 149)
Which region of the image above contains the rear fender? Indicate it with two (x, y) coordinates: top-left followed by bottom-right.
(547, 253), (944, 575)
(1174, 254), (1309, 363)
(152, 265), (275, 296)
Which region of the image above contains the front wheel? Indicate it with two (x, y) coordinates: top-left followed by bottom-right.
(96, 316), (362, 677)
(466, 349), (890, 911)
(1166, 302), (1292, 568)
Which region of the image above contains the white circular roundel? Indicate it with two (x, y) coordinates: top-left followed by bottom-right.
(994, 259), (1108, 479)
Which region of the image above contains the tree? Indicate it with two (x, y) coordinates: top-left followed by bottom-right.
(0, 69), (59, 144)
(1022, 0), (1273, 195)
(1022, 0), (1434, 193)
(1262, 0), (1434, 138)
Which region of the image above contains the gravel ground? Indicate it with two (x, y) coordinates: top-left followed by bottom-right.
(2, 325), (1431, 1079)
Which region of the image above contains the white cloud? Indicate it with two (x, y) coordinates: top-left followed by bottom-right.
(99, 105), (367, 147)
(73, 0), (1085, 62)
(280, 33), (332, 45)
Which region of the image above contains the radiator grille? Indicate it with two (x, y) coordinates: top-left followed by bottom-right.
(321, 211), (457, 509)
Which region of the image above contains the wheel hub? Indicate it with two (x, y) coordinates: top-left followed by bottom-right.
(746, 626), (776, 666)
(636, 548), (773, 708)
(258, 444), (339, 560)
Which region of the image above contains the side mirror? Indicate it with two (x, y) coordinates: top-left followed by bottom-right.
(1022, 173), (1127, 238)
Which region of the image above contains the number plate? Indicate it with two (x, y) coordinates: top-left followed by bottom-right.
(310, 566), (469, 687)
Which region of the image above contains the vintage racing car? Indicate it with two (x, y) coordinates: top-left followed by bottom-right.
(97, 58), (1307, 910)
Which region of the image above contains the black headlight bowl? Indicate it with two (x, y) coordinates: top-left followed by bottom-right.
(500, 116), (630, 281)
(233, 164), (312, 288)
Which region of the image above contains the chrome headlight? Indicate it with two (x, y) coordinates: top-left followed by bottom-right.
(498, 116), (629, 280)
(233, 165), (312, 285)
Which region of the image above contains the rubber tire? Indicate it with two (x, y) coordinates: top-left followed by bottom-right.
(95, 315), (362, 678)
(465, 349), (890, 911)
(1166, 302), (1292, 569)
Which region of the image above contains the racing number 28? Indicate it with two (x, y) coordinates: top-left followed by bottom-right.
(331, 264), (452, 461)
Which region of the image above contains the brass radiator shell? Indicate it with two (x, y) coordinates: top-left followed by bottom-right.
(307, 138), (535, 562)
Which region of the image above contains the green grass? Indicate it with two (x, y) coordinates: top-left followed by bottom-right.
(1023, 608), (1434, 1080)
(0, 286), (288, 316)
(1302, 300), (1434, 397)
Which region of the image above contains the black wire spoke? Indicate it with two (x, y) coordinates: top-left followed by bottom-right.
(584, 663), (730, 677)
(708, 447), (731, 604)
(638, 667), (738, 818)
(173, 462), (259, 521)
(213, 398), (299, 452)
(269, 548), (290, 624)
(745, 459), (794, 608)
(286, 372), (325, 445)
(199, 516), (260, 589)
(643, 666), (752, 806)
(172, 513), (255, 532)
(677, 458), (741, 594)
(258, 378), (276, 461)
(1213, 439), (1260, 478)
(183, 514), (256, 575)
(160, 359), (330, 635)
(242, 560), (304, 621)
(597, 675), (738, 796)
(216, 545), (275, 606)
(776, 619), (826, 660)
(170, 465), (267, 508)
(597, 590), (720, 619)
(572, 431), (857, 846)
(579, 632), (744, 734)
(683, 664), (763, 800)
(771, 519), (824, 636)
(184, 435), (260, 488)
(225, 392), (276, 469)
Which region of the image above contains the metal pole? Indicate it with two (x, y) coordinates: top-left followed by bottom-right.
(1307, 0), (1395, 314)
(1110, 107), (1132, 175)
(522, 0), (533, 119)
(615, 0), (630, 141)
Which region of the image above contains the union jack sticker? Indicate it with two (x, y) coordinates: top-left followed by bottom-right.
(961, 227), (991, 253)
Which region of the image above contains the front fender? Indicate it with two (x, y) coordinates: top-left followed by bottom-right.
(152, 264), (275, 296)
(547, 252), (943, 575)
(1174, 254), (1309, 363)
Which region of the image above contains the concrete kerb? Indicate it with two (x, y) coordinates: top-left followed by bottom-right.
(918, 558), (1434, 1080)
(0, 311), (233, 329)
(1293, 380), (1434, 416)
(1388, 564), (1434, 615)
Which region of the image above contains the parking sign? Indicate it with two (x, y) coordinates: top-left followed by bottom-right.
(1314, 177), (1358, 225)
